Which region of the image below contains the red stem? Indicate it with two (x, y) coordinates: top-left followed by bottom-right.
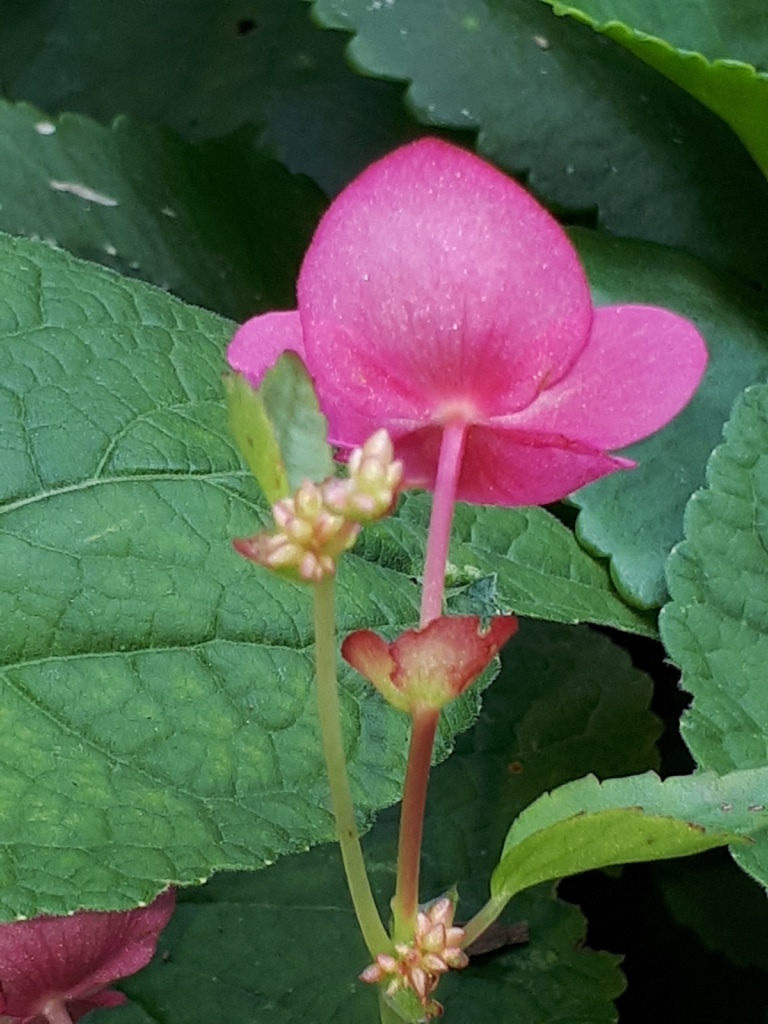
(393, 707), (441, 940)
(393, 420), (468, 941)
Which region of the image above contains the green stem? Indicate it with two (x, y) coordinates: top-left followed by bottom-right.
(378, 989), (402, 1024)
(460, 894), (509, 949)
(314, 574), (391, 957)
(392, 707), (440, 941)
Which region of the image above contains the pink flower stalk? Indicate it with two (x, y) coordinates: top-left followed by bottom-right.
(342, 615), (518, 714)
(0, 890), (175, 1024)
(229, 138), (708, 507)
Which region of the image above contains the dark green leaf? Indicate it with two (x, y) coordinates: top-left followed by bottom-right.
(658, 852), (768, 972)
(0, 0), (420, 196)
(0, 101), (324, 321)
(362, 493), (656, 636)
(661, 382), (768, 890)
(310, 0), (768, 286)
(542, 0), (768, 177)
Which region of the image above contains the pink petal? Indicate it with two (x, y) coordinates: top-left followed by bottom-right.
(342, 630), (408, 711)
(394, 423), (632, 506)
(0, 890), (175, 1021)
(227, 310), (305, 390)
(344, 617), (518, 712)
(390, 617), (518, 700)
(504, 305), (709, 449)
(342, 630), (395, 683)
(297, 138), (593, 446)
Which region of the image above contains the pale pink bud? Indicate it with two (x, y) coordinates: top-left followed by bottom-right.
(294, 480), (323, 519)
(362, 428), (394, 463)
(271, 499), (294, 529)
(359, 964), (384, 984)
(266, 542), (303, 568)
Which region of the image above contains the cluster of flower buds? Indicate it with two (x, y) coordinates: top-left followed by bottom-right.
(234, 429), (402, 583)
(323, 429), (403, 522)
(360, 897), (469, 1019)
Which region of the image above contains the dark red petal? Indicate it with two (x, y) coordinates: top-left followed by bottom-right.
(0, 890), (175, 1019)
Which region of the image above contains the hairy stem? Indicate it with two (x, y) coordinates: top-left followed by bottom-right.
(314, 575), (391, 957)
(378, 989), (402, 1024)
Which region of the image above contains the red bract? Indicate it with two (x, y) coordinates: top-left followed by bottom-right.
(0, 890), (175, 1024)
(229, 139), (707, 507)
(342, 616), (518, 713)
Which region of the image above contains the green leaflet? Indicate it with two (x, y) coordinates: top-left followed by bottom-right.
(542, 0), (768, 177)
(224, 355), (334, 505)
(363, 493), (655, 636)
(492, 769), (768, 903)
(661, 383), (768, 890)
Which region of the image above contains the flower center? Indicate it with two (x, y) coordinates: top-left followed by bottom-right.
(433, 397), (477, 426)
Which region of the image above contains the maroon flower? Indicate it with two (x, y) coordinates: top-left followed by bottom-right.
(0, 890), (175, 1024)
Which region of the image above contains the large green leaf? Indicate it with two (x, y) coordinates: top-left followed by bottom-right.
(0, 0), (420, 196)
(309, 0), (768, 287)
(570, 229), (768, 610)
(93, 619), (656, 1024)
(0, 100), (324, 321)
(363, 492), (656, 637)
(658, 852), (768, 973)
(0, 233), (659, 920)
(492, 768), (768, 904)
(661, 383), (768, 890)
(101, 854), (621, 1024)
(541, 0), (768, 177)
(0, 232), (424, 920)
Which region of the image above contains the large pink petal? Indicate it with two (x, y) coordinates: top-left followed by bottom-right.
(0, 890), (175, 1020)
(227, 311), (305, 390)
(395, 423), (632, 506)
(298, 139), (593, 434)
(503, 305), (708, 449)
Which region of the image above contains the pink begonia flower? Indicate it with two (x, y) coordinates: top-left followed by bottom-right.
(342, 616), (518, 713)
(0, 889), (175, 1024)
(229, 139), (708, 507)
